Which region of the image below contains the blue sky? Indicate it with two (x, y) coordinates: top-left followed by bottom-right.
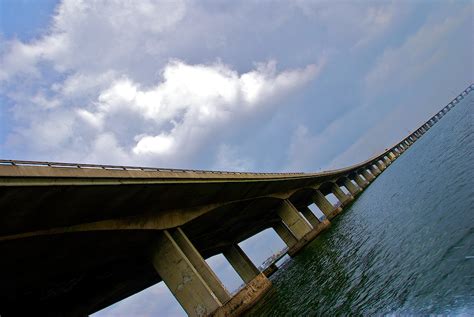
(1, 0), (473, 315)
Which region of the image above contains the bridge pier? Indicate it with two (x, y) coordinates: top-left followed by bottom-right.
(223, 245), (260, 284)
(152, 229), (272, 317)
(370, 165), (381, 176)
(170, 228), (231, 304)
(361, 169), (375, 182)
(299, 206), (322, 228)
(311, 190), (341, 219)
(354, 173), (369, 189)
(151, 230), (224, 317)
(277, 200), (312, 240)
(331, 183), (353, 207)
(273, 221), (298, 249)
(275, 201), (330, 256)
(343, 177), (360, 195)
(376, 160), (386, 172)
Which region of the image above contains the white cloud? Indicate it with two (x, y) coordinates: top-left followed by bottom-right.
(0, 0), (186, 80)
(72, 59), (322, 164)
(3, 57), (322, 166)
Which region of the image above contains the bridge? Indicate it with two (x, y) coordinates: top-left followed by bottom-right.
(0, 85), (472, 316)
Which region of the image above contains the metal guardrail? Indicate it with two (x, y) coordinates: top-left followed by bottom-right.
(0, 159), (304, 176)
(0, 84), (472, 177)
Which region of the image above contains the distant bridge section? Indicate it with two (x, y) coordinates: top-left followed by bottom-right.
(0, 84), (472, 316)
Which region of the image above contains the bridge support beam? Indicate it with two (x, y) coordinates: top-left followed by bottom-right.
(170, 228), (231, 304)
(299, 206), (321, 228)
(274, 202), (330, 257)
(376, 161), (386, 171)
(223, 244), (260, 284)
(277, 200), (312, 239)
(354, 173), (369, 189)
(331, 183), (353, 207)
(370, 165), (380, 176)
(151, 230), (223, 317)
(298, 205), (331, 240)
(311, 190), (341, 219)
(362, 169), (375, 182)
(343, 178), (360, 195)
(273, 221), (298, 249)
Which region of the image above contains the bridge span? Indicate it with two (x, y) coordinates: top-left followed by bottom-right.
(0, 85), (472, 316)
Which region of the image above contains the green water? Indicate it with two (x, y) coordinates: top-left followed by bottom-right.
(246, 95), (474, 316)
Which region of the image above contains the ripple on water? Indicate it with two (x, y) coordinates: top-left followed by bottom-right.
(245, 95), (474, 316)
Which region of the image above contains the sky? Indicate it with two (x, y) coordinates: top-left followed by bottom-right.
(0, 0), (473, 315)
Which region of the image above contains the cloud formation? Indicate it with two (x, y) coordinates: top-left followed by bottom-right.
(0, 0), (323, 167)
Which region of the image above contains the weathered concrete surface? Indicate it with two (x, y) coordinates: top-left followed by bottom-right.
(212, 273), (271, 317)
(151, 231), (222, 317)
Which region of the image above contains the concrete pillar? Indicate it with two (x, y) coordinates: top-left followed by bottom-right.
(170, 228), (231, 304)
(151, 230), (222, 316)
(343, 178), (360, 195)
(376, 160), (386, 172)
(223, 244), (259, 284)
(354, 173), (369, 188)
(312, 190), (336, 219)
(277, 200), (312, 240)
(331, 183), (352, 204)
(362, 169), (375, 181)
(273, 221), (298, 248)
(370, 165), (380, 176)
(390, 151), (398, 159)
(384, 156), (391, 165)
(299, 206), (321, 228)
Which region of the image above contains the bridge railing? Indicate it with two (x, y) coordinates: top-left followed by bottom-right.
(1, 83), (472, 178)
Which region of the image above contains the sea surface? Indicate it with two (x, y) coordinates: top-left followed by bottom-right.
(246, 95), (474, 316)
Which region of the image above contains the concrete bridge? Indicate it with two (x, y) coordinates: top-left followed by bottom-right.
(0, 84), (472, 316)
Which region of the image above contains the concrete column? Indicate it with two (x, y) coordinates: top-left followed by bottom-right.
(299, 206), (321, 228)
(390, 151), (398, 159)
(170, 228), (231, 304)
(312, 190), (336, 219)
(223, 244), (259, 284)
(151, 230), (222, 316)
(277, 200), (312, 240)
(343, 178), (360, 195)
(331, 183), (352, 204)
(273, 221), (298, 248)
(354, 173), (369, 188)
(384, 156), (391, 165)
(376, 160), (386, 172)
(362, 169), (375, 181)
(370, 165), (380, 176)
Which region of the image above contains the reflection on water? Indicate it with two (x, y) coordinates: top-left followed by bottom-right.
(246, 95), (474, 316)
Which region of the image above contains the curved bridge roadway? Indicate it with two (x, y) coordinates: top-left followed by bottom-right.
(0, 85), (472, 316)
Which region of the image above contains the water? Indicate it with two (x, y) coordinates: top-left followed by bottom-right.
(246, 95), (474, 316)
